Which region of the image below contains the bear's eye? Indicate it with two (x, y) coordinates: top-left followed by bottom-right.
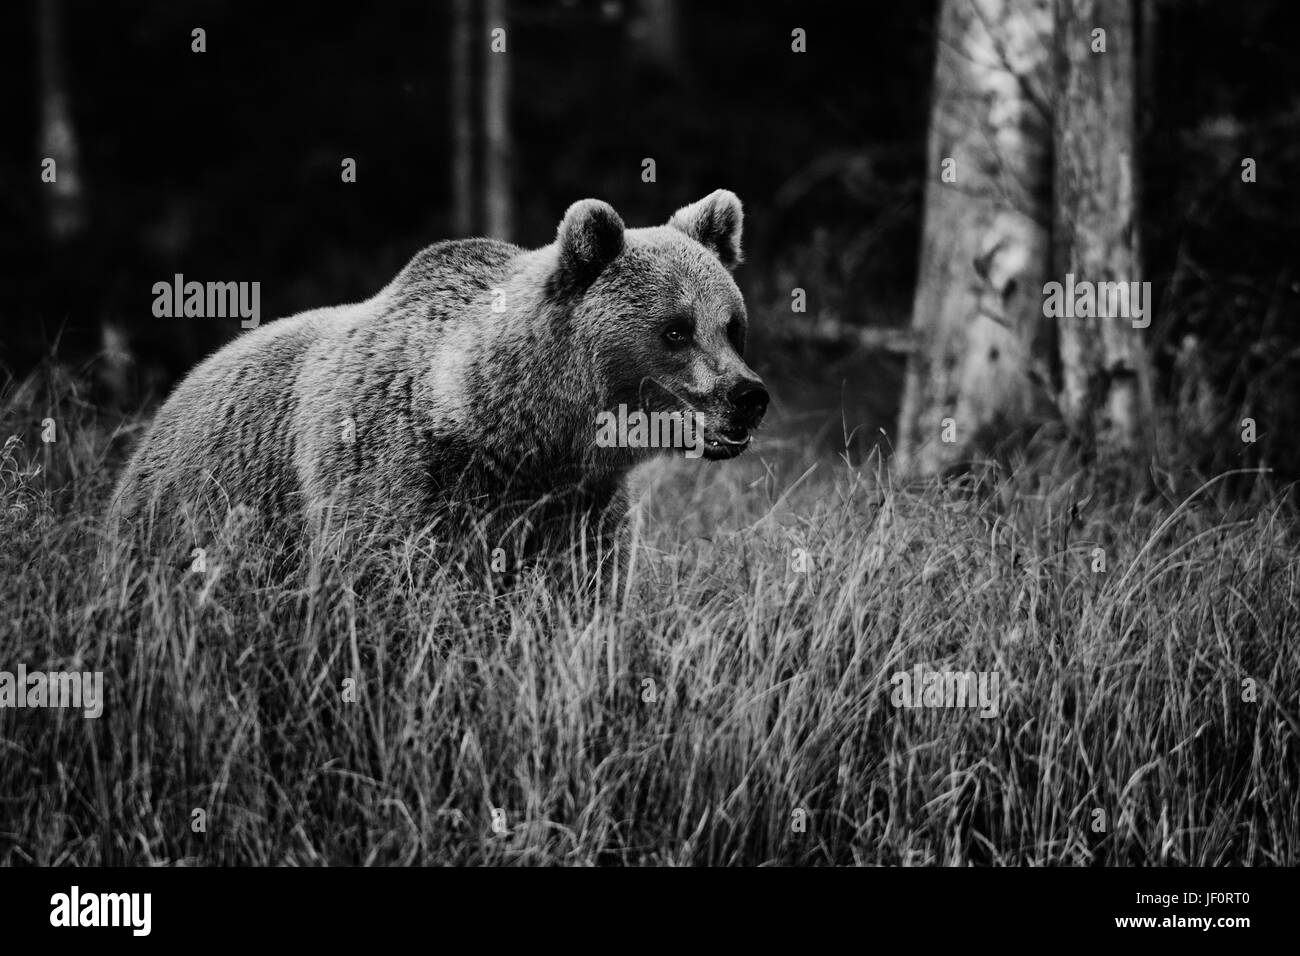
(662, 320), (694, 350)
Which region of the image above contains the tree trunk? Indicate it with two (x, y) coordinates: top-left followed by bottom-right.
(1052, 0), (1153, 459)
(633, 0), (682, 70)
(483, 0), (513, 241)
(894, 0), (1055, 475)
(450, 0), (475, 236)
(37, 0), (85, 242)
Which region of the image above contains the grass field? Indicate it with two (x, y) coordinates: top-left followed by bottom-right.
(2, 367), (1298, 865)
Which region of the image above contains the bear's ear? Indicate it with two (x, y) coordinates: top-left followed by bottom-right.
(668, 189), (744, 270)
(555, 198), (626, 291)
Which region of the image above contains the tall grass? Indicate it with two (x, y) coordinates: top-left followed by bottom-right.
(2, 368), (1297, 865)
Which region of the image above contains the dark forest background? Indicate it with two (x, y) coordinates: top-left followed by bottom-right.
(2, 0), (1298, 469)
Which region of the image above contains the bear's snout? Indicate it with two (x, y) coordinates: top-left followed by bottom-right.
(699, 377), (768, 460)
(728, 379), (769, 430)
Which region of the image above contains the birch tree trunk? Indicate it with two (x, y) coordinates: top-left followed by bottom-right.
(1052, 0), (1154, 459)
(894, 0), (1055, 475)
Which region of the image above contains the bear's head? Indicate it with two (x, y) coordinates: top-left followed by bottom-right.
(552, 190), (769, 464)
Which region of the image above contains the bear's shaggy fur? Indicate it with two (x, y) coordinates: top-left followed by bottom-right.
(107, 190), (768, 574)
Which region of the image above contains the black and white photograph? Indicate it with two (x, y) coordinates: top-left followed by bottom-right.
(1, 0), (1297, 932)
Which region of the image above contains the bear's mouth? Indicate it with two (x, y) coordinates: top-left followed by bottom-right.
(700, 427), (751, 460)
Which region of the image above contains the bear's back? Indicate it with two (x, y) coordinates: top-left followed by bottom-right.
(382, 237), (522, 322)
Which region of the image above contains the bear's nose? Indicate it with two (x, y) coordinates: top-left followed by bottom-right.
(729, 379), (769, 427)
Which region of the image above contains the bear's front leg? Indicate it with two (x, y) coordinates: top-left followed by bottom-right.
(572, 486), (636, 603)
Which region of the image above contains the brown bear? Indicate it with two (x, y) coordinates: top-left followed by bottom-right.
(107, 190), (769, 578)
